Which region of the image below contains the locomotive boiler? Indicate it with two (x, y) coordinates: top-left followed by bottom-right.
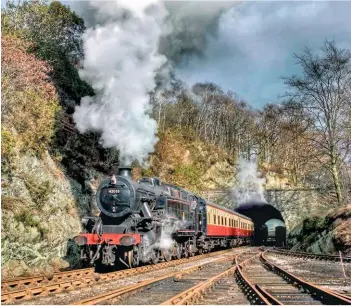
(75, 166), (254, 272)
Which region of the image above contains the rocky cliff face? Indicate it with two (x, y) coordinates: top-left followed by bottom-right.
(2, 152), (80, 278)
(287, 204), (351, 256)
(1, 35), (102, 278)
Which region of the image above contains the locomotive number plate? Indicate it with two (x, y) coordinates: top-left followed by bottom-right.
(108, 189), (120, 194)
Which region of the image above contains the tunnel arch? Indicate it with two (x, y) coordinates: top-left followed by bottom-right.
(235, 201), (285, 226)
(235, 201), (286, 245)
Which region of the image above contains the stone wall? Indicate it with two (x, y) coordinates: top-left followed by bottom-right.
(201, 188), (332, 231)
(265, 189), (330, 230)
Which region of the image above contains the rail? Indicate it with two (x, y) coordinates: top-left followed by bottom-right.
(270, 247), (351, 263)
(72, 253), (237, 305)
(261, 251), (351, 305)
(1, 249), (232, 304)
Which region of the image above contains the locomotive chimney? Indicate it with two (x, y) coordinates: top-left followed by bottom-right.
(118, 166), (132, 178)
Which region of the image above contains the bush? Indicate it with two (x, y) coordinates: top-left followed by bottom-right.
(23, 176), (53, 208)
(1, 129), (17, 174)
(2, 36), (61, 156)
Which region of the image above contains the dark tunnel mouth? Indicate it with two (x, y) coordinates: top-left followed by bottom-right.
(235, 201), (286, 245)
(235, 201), (285, 225)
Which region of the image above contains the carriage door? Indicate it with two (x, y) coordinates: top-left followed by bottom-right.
(200, 202), (206, 234)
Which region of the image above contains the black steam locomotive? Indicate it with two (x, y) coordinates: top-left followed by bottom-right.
(75, 166), (254, 271)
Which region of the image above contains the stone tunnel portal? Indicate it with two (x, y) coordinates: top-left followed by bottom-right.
(235, 201), (286, 245)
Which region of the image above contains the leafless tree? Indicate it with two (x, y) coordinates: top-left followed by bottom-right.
(284, 41), (351, 204)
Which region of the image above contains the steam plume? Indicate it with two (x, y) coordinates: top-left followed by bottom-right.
(233, 158), (267, 205)
(70, 1), (237, 163)
(161, 1), (236, 64)
(73, 1), (167, 163)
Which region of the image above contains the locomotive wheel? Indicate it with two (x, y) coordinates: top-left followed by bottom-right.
(175, 244), (182, 259)
(127, 250), (133, 268)
(132, 250), (140, 267)
(188, 244), (195, 257)
(150, 250), (159, 264)
(162, 249), (172, 262)
(182, 245), (189, 258)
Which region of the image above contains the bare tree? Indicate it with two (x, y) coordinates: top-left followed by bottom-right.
(284, 41), (351, 204)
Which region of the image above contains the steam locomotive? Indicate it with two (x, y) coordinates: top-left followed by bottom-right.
(74, 167), (254, 271)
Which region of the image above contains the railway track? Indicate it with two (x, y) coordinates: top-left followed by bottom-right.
(1, 248), (239, 304)
(160, 249), (261, 305)
(73, 248), (254, 305)
(265, 250), (351, 298)
(1, 268), (94, 293)
(236, 250), (351, 305)
(270, 248), (351, 263)
(4, 247), (350, 305)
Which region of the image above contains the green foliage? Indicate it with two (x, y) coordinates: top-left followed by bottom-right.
(15, 210), (40, 227)
(1, 129), (17, 174)
(23, 175), (53, 208)
(173, 164), (202, 191)
(3, 88), (60, 156)
(14, 210), (49, 238)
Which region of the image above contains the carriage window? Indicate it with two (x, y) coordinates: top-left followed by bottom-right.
(221, 216), (224, 225)
(214, 215), (216, 224)
(225, 218), (227, 226)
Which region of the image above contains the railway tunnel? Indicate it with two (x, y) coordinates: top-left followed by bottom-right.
(235, 201), (286, 245)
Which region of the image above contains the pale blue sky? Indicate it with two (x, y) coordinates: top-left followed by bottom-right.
(176, 1), (351, 107)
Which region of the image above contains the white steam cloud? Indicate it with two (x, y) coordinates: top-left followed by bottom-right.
(233, 158), (267, 205)
(70, 1), (238, 163)
(73, 1), (168, 163)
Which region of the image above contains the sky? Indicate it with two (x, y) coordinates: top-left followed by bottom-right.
(175, 1), (351, 108)
(3, 0), (351, 108)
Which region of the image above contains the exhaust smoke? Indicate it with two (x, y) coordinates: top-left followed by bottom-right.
(233, 158), (267, 206)
(73, 1), (168, 164)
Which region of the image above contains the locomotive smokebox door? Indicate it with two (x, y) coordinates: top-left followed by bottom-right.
(118, 166), (132, 178)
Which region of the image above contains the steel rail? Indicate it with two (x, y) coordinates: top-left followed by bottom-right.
(261, 251), (351, 305)
(270, 248), (351, 263)
(72, 254), (237, 305)
(160, 249), (256, 305)
(1, 249), (233, 304)
(1, 267), (94, 293)
(235, 252), (274, 305)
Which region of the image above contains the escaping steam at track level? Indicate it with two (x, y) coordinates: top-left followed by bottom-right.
(73, 1), (168, 164)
